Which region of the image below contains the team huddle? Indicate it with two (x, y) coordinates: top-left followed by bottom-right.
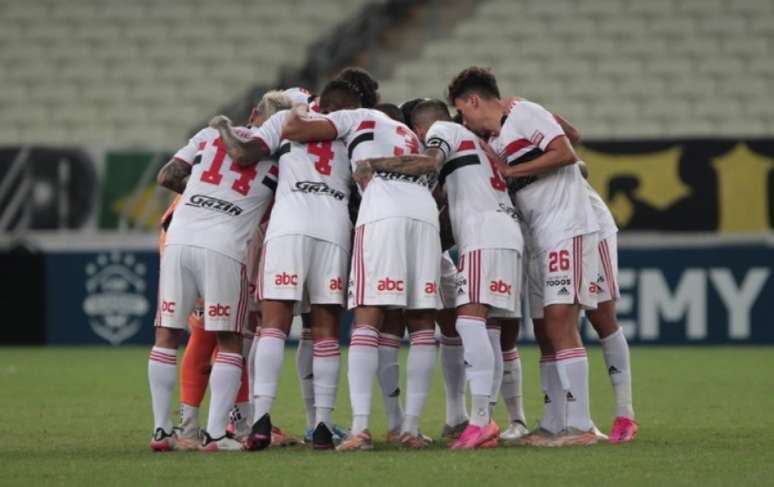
(147, 66), (638, 452)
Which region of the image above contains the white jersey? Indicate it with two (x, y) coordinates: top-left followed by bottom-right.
(250, 110), (352, 250)
(489, 100), (598, 250)
(425, 121), (523, 255)
(585, 178), (618, 239)
(327, 108), (438, 228)
(166, 127), (277, 263)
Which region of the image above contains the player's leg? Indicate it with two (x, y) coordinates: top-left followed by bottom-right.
(486, 319), (503, 419)
(297, 313), (315, 437)
(149, 245), (197, 451)
(200, 249), (249, 451)
(379, 309), (405, 443)
(499, 318), (529, 442)
(588, 235), (637, 443)
(438, 307), (468, 439)
(178, 305), (216, 446)
(309, 304), (342, 449)
(400, 308), (436, 448)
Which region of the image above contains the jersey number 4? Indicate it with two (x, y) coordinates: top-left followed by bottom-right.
(198, 137), (258, 196)
(307, 141), (334, 175)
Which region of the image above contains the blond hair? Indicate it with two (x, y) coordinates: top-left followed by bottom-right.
(255, 90), (292, 118)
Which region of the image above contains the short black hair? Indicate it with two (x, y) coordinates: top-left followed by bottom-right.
(319, 80), (362, 113)
(411, 99), (451, 128)
(374, 103), (405, 123)
(336, 67), (380, 108)
(447, 66), (501, 103)
(399, 97), (428, 130)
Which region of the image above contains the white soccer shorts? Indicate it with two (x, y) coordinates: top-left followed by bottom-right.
(439, 251), (458, 310)
(156, 244), (249, 333)
(455, 248), (522, 318)
(526, 232), (599, 318)
(348, 217), (442, 310)
(257, 235), (349, 306)
(594, 234), (620, 303)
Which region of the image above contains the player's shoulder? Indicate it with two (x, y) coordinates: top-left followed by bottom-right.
(507, 99), (550, 122)
(191, 126), (218, 141)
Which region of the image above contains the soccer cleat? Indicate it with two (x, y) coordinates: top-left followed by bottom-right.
(591, 423), (609, 442)
(608, 416), (638, 444)
(449, 421), (500, 450)
(199, 431), (244, 452)
(542, 428), (598, 447)
(441, 421), (469, 441)
(150, 428), (178, 452)
(312, 423), (335, 450)
(270, 426), (301, 447)
(226, 406), (251, 441)
(517, 427), (557, 447)
(398, 432), (432, 449)
(385, 428), (401, 445)
(173, 427), (202, 451)
(499, 421), (530, 444)
(336, 429), (373, 451)
(305, 424), (348, 444)
(244, 413), (272, 451)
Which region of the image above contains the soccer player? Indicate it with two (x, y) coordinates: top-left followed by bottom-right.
(448, 67), (600, 447)
(148, 94), (283, 452)
(281, 81), (442, 450)
(354, 99), (524, 448)
(578, 160), (638, 443)
(211, 86), (353, 451)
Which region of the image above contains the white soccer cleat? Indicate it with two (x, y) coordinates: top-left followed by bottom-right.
(200, 431), (244, 452)
(499, 421), (530, 444)
(591, 423), (609, 442)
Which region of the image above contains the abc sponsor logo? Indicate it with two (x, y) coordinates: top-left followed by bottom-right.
(329, 277), (344, 291)
(275, 272), (299, 287)
(424, 281), (438, 295)
(377, 277), (404, 292)
(161, 300), (176, 313)
(489, 280), (512, 295)
(208, 304), (231, 318)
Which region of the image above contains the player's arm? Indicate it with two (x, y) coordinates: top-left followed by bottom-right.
(353, 147), (445, 187)
(281, 105), (337, 142)
(157, 158), (192, 194)
(209, 115), (270, 167)
(553, 113), (581, 145)
(498, 135), (577, 178)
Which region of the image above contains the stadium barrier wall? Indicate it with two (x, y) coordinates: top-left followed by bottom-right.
(2, 235), (770, 346)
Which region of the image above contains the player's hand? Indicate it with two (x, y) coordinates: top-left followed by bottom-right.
(353, 160), (374, 190)
(209, 115), (232, 130)
(479, 140), (512, 177)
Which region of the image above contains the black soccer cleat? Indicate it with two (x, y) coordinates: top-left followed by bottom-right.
(244, 413), (272, 451)
(312, 422), (335, 450)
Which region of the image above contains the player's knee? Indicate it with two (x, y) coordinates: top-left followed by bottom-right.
(154, 326), (183, 349)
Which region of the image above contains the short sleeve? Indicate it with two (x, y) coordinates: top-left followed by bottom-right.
(425, 121), (459, 160)
(249, 110), (289, 153)
(173, 128), (209, 164)
(327, 109), (365, 141)
(508, 101), (565, 152)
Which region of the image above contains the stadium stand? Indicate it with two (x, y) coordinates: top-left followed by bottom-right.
(0, 0), (368, 147)
(379, 0), (774, 138)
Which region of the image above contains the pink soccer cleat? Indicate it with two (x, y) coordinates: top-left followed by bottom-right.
(608, 416), (638, 444)
(449, 421), (500, 450)
(150, 428), (178, 452)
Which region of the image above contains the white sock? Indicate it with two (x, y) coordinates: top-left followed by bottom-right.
(252, 328), (286, 420)
(206, 352), (243, 438)
(296, 329), (315, 430)
(347, 325), (379, 434)
(487, 326), (503, 416)
(440, 335), (468, 426)
(402, 330), (436, 435)
(600, 328), (635, 419)
(313, 338), (340, 428)
(555, 348), (593, 432)
(539, 355), (565, 434)
(148, 346), (177, 433)
(378, 333), (403, 432)
(247, 335), (259, 408)
(456, 316), (494, 427)
(501, 347), (526, 424)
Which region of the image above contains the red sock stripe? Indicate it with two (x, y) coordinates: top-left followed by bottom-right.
(259, 328), (287, 340)
(409, 330), (436, 346)
(313, 339), (341, 357)
(149, 351), (176, 365)
(554, 347), (587, 361)
(440, 335), (463, 346)
(378, 334), (402, 348)
(502, 349), (520, 361)
(457, 315), (486, 324)
(350, 336), (379, 348)
(215, 353), (244, 368)
(539, 353), (557, 364)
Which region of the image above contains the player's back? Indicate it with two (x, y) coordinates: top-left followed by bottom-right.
(427, 121), (522, 254)
(166, 127), (277, 263)
(327, 108), (438, 228)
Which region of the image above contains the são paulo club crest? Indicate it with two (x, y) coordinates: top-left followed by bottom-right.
(82, 252), (149, 345)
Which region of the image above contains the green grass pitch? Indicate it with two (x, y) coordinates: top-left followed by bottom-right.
(1, 346), (772, 486)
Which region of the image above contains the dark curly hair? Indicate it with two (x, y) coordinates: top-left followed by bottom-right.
(336, 67), (380, 108)
(319, 79), (362, 113)
(447, 66), (501, 103)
